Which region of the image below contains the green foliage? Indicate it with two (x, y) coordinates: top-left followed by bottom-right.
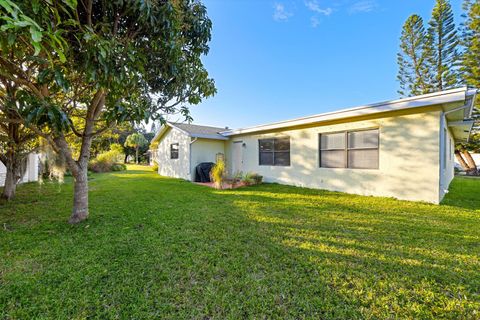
(124, 133), (148, 149)
(151, 160), (159, 172)
(460, 0), (480, 90)
(397, 15), (430, 97)
(111, 163), (126, 172)
(425, 0), (460, 90)
(89, 149), (122, 173)
(211, 159), (225, 188)
(1, 167), (480, 318)
(397, 0), (463, 95)
(241, 172), (263, 185)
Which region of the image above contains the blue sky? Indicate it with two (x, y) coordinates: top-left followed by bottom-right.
(182, 0), (465, 129)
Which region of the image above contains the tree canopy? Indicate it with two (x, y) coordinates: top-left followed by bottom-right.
(0, 0), (216, 222)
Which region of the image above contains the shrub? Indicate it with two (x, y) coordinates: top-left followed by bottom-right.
(242, 172), (255, 185)
(241, 172), (263, 185)
(211, 160), (225, 189)
(251, 173), (263, 185)
(89, 149), (123, 173)
(111, 164), (127, 171)
(151, 160), (159, 172)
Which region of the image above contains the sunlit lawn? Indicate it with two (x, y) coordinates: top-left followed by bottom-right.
(1, 165), (479, 319)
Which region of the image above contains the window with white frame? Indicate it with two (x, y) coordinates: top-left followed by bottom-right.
(319, 129), (379, 169)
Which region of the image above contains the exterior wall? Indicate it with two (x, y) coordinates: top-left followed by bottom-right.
(156, 127), (191, 180)
(0, 153), (39, 187)
(439, 117), (456, 201)
(190, 139), (226, 180)
(226, 108), (443, 203)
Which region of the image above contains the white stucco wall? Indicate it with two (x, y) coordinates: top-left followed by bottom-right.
(226, 108), (443, 203)
(190, 139), (226, 180)
(156, 127), (191, 180)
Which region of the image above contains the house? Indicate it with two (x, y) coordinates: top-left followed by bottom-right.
(0, 153), (39, 187)
(150, 87), (477, 204)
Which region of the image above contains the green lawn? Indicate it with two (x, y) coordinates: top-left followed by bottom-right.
(1, 166), (479, 319)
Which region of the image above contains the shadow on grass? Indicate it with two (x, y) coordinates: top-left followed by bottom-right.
(1, 172), (479, 318)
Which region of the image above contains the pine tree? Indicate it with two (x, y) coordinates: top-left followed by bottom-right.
(457, 0), (480, 175)
(397, 15), (430, 97)
(460, 0), (480, 90)
(425, 0), (460, 91)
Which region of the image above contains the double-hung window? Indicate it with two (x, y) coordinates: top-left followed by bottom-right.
(170, 143), (179, 159)
(259, 137), (290, 166)
(320, 129), (379, 169)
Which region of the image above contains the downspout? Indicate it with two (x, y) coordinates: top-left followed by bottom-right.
(189, 138), (198, 181)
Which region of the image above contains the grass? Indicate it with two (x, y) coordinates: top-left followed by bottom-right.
(1, 165), (479, 319)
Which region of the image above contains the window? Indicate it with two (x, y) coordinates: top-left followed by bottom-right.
(170, 143), (179, 159)
(259, 137), (290, 166)
(320, 129), (379, 169)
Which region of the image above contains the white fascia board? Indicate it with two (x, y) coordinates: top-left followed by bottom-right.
(221, 87), (469, 137)
(191, 133), (229, 141)
(448, 120), (475, 127)
(150, 124), (171, 144)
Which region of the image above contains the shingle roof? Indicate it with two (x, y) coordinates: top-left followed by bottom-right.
(171, 123), (229, 140)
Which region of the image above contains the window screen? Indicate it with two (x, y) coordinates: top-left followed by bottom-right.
(170, 143), (179, 159)
(319, 133), (345, 168)
(259, 138), (290, 166)
(347, 129), (379, 169)
(320, 129), (379, 169)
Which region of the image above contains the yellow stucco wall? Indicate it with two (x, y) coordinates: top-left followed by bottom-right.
(440, 118), (456, 201)
(156, 127), (191, 180)
(226, 108), (443, 203)
(190, 139), (226, 179)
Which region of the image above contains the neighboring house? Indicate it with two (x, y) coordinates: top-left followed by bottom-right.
(0, 153), (39, 187)
(151, 87), (477, 204)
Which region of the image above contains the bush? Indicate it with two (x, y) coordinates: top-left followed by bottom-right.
(251, 173), (263, 185)
(111, 163), (127, 171)
(89, 149), (123, 173)
(151, 160), (159, 172)
(241, 172), (263, 185)
(211, 160), (225, 189)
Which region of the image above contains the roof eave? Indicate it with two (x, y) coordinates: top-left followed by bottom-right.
(222, 87), (470, 137)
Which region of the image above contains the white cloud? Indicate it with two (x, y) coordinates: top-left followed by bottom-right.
(273, 3), (293, 22)
(349, 0), (377, 14)
(305, 0), (333, 16)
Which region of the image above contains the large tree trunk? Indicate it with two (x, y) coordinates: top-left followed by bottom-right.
(455, 150), (469, 171)
(462, 149), (478, 176)
(1, 123), (27, 201)
(70, 167), (89, 223)
(135, 147), (139, 164)
(53, 89), (105, 223)
(2, 163), (17, 200)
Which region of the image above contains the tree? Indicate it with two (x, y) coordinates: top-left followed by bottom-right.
(124, 133), (147, 164)
(397, 15), (430, 97)
(0, 81), (38, 200)
(456, 0), (480, 175)
(425, 0), (460, 91)
(0, 0), (216, 223)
